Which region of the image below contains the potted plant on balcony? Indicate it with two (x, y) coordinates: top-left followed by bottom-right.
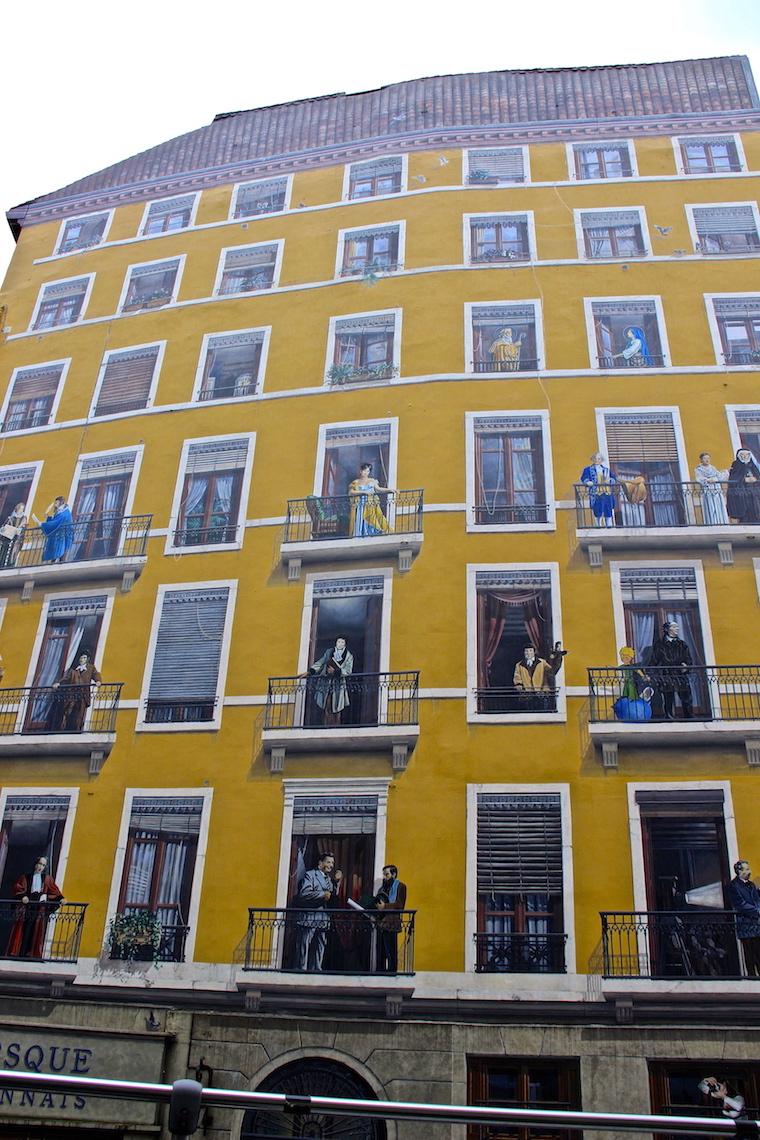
(108, 910), (162, 963)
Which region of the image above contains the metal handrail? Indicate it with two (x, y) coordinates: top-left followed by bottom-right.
(264, 670), (419, 731)
(284, 489), (423, 543)
(599, 910), (750, 980)
(243, 906), (416, 974)
(476, 685), (561, 714)
(0, 900), (87, 962)
(475, 930), (568, 973)
(0, 514), (152, 570)
(0, 683), (123, 735)
(574, 481), (756, 529)
(588, 665), (760, 723)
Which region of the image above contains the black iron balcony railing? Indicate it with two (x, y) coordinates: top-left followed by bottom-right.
(171, 522), (239, 547)
(0, 901), (87, 963)
(475, 931), (568, 974)
(599, 911), (749, 979)
(596, 353), (667, 368)
(472, 357), (540, 373)
(264, 671), (419, 732)
(197, 381), (258, 401)
(108, 918), (190, 963)
(722, 350), (760, 366)
(697, 234), (760, 254)
(1, 407), (53, 433)
(243, 907), (415, 974)
(144, 697), (216, 725)
(0, 514), (151, 571)
(573, 481), (751, 529)
(474, 502), (550, 525)
(284, 489), (423, 544)
(475, 686), (560, 715)
(588, 665), (760, 723)
(0, 683), (123, 736)
(467, 172), (526, 184)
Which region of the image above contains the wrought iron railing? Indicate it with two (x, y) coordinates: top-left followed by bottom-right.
(475, 931), (568, 974)
(0, 901), (87, 963)
(197, 381), (258, 401)
(723, 350), (760, 366)
(475, 686), (560, 714)
(283, 489), (423, 544)
(144, 697), (216, 725)
(108, 918), (190, 963)
(467, 173), (526, 184)
(242, 907), (415, 974)
(0, 683), (123, 735)
(697, 234), (760, 254)
(573, 481), (750, 529)
(171, 522), (239, 547)
(588, 665), (760, 723)
(474, 502), (549, 525)
(0, 514), (151, 571)
(264, 671), (419, 731)
(472, 357), (540, 373)
(599, 911), (749, 979)
(1, 408), (52, 433)
(597, 353), (667, 368)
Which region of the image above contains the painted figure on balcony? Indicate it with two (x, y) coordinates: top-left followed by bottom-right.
(727, 448), (760, 524)
(6, 855), (64, 959)
(0, 501), (27, 568)
(650, 621), (693, 719)
(374, 864), (407, 974)
(613, 646), (653, 722)
(295, 851), (335, 971)
(348, 463), (391, 537)
(513, 643), (566, 711)
(727, 859), (760, 977)
(32, 497), (74, 563)
(489, 326), (523, 369)
(52, 651), (102, 731)
(308, 637), (354, 725)
(580, 454), (616, 526)
(694, 452), (729, 525)
(611, 325), (653, 367)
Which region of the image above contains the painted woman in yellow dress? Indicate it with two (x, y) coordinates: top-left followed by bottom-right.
(489, 326), (524, 369)
(348, 463), (392, 537)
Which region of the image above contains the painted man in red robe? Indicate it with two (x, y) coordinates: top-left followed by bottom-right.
(7, 855), (64, 958)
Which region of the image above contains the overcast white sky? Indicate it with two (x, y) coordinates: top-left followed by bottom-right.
(1, 0), (759, 277)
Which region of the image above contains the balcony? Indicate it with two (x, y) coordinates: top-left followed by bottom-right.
(0, 514), (151, 593)
(723, 350), (760, 367)
(340, 260), (400, 278)
(325, 362), (398, 386)
(143, 697), (216, 725)
(598, 911), (750, 980)
(0, 683), (123, 771)
(262, 671), (420, 771)
(587, 665), (760, 765)
(108, 916), (189, 964)
(0, 901), (87, 965)
(171, 522), (239, 549)
(574, 482), (760, 562)
(475, 931), (568, 974)
(242, 907), (415, 975)
(475, 686), (561, 716)
(471, 248), (530, 264)
(596, 353), (667, 369)
(281, 490), (423, 577)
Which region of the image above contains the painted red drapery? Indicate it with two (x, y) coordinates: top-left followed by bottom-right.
(478, 590), (546, 687)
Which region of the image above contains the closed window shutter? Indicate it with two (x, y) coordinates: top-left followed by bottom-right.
(693, 205), (757, 236)
(582, 209), (641, 230)
(620, 566), (698, 602)
(48, 594), (107, 619)
(604, 414), (679, 463)
(0, 465), (36, 487)
(477, 793), (563, 894)
(292, 795), (378, 835)
(9, 365), (63, 402)
(147, 587), (229, 702)
(129, 796), (204, 835)
(4, 795), (70, 822)
(635, 788), (724, 814)
(736, 411), (760, 436)
(351, 157), (402, 178)
(95, 348), (159, 415)
(79, 451), (137, 481)
(469, 148), (525, 181)
(185, 438), (249, 474)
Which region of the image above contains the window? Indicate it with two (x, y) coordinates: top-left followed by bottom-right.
(0, 794), (72, 899)
(216, 243), (278, 295)
(0, 465), (36, 525)
(468, 215), (532, 263)
(649, 1061), (760, 1135)
(469, 414), (550, 527)
(347, 156), (403, 199)
(56, 212), (110, 255)
(589, 298), (666, 368)
(32, 277), (90, 331)
(26, 594), (108, 731)
(121, 259), (180, 313)
(320, 422), (392, 497)
(476, 793), (566, 973)
(678, 135), (743, 175)
(602, 411), (684, 526)
(195, 330), (266, 401)
(92, 344), (161, 417)
(242, 1059), (386, 1139)
(141, 194), (197, 235)
(328, 312), (398, 384)
(232, 177), (288, 219)
(69, 450), (138, 562)
(691, 205), (760, 254)
(339, 225), (401, 276)
(2, 362), (65, 432)
(172, 437), (250, 549)
(143, 584), (233, 725)
(571, 141), (633, 180)
(114, 795), (204, 962)
(469, 302), (541, 372)
(579, 209), (647, 258)
(467, 1057), (581, 1140)
(466, 147), (527, 185)
(711, 297), (760, 365)
(733, 409), (760, 456)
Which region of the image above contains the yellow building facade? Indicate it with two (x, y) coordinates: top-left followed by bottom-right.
(0, 55), (760, 1139)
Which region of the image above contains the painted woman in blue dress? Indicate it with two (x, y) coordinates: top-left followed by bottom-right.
(612, 325), (653, 367)
(348, 463), (392, 538)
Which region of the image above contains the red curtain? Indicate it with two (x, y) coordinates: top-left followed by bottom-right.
(478, 590), (547, 686)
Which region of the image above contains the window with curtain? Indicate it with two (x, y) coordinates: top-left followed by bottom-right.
(603, 412), (683, 527)
(142, 194), (195, 235)
(3, 364), (64, 433)
(348, 157), (403, 199)
(591, 299), (664, 368)
(233, 177), (288, 218)
(93, 345), (160, 416)
(217, 245), (277, 295)
(340, 227), (400, 275)
(581, 210), (645, 258)
(57, 212), (109, 254)
(122, 260), (179, 312)
(680, 137), (742, 174)
(473, 416), (547, 525)
(471, 304), (539, 372)
(174, 438), (248, 547)
(469, 216), (530, 262)
(198, 331), (265, 401)
(467, 1057), (581, 1140)
(467, 148), (526, 184)
(693, 205), (760, 254)
(33, 278), (89, 331)
(713, 298), (760, 364)
(116, 795), (204, 962)
(573, 143), (632, 179)
(476, 568), (556, 713)
(68, 451), (137, 562)
(25, 595), (107, 731)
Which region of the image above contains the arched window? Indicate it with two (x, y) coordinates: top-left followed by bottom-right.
(241, 1057), (387, 1138)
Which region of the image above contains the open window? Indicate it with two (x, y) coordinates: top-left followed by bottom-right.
(0, 793), (72, 898)
(25, 594), (108, 731)
(649, 1060), (760, 1137)
(327, 312), (399, 385)
(468, 302), (541, 373)
(232, 177), (289, 219)
(56, 212), (110, 255)
(710, 296), (760, 365)
(195, 329), (266, 402)
(216, 243), (279, 295)
(120, 259), (181, 313)
(589, 298), (667, 368)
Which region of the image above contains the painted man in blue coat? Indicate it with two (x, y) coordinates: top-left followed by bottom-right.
(34, 497), (74, 563)
(727, 859), (760, 977)
(580, 452), (616, 526)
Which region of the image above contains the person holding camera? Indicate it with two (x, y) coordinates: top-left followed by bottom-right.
(699, 1077), (745, 1118)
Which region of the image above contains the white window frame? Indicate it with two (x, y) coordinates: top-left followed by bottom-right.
(138, 192), (200, 237)
(465, 783), (575, 974)
(28, 274), (95, 333)
(0, 459), (43, 520)
(627, 780), (738, 913)
(54, 210), (114, 256)
(0, 357), (71, 435)
(23, 586), (117, 690)
(573, 206), (650, 260)
(465, 410), (555, 532)
(595, 405), (690, 485)
(466, 562), (565, 723)
(685, 201), (760, 256)
(191, 327), (271, 404)
(462, 211), (538, 265)
(608, 559), (717, 668)
(726, 404), (760, 455)
(312, 417), (399, 496)
(211, 240), (284, 298)
(0, 786), (80, 890)
(672, 133), (747, 176)
(229, 174), (293, 220)
(464, 299), (544, 375)
(103, 786), (214, 964)
(565, 139), (638, 182)
(704, 292), (760, 367)
(463, 145), (531, 186)
(341, 154), (408, 201)
(275, 777), (391, 909)
(324, 308), (403, 386)
(67, 444), (145, 553)
(88, 341), (166, 419)
(297, 567), (393, 676)
(164, 432), (255, 555)
(334, 220), (406, 279)
(116, 255), (185, 315)
(136, 579), (238, 733)
(583, 294), (671, 370)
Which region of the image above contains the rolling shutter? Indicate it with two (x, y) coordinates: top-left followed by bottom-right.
(693, 205), (757, 236)
(147, 587), (229, 702)
(185, 438), (249, 474)
(604, 413), (679, 463)
(129, 796), (204, 835)
(0, 465), (37, 487)
(469, 148), (525, 182)
(3, 795), (70, 822)
(477, 793), (563, 894)
(292, 795), (378, 835)
(95, 347), (159, 415)
(9, 364), (63, 403)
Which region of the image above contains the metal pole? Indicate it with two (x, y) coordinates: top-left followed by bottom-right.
(0, 1069), (755, 1136)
